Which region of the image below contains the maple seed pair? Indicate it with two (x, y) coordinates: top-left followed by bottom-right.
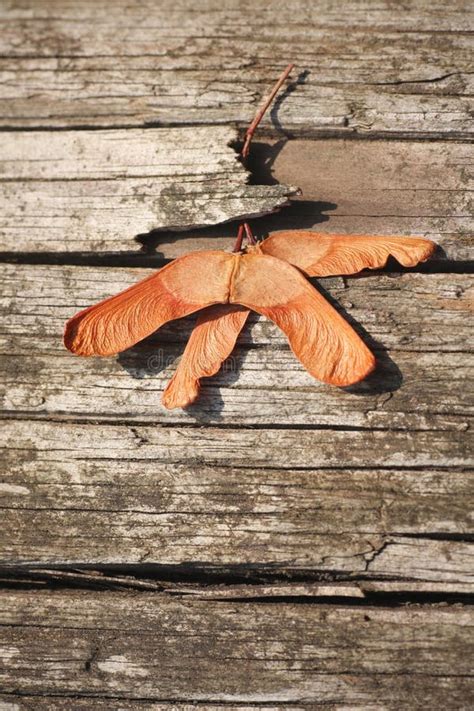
(63, 64), (435, 407)
(64, 230), (435, 409)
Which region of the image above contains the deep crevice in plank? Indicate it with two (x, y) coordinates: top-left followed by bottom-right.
(1, 251), (472, 272)
(2, 411), (471, 433)
(0, 563), (472, 607)
(0, 122), (472, 142)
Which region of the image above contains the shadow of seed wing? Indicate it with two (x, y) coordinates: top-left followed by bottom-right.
(64, 251), (234, 356)
(261, 230), (435, 275)
(162, 304), (250, 409)
(231, 253), (375, 386)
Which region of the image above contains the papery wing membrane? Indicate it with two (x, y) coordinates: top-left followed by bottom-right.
(161, 304), (250, 409)
(64, 251), (234, 356)
(261, 230), (435, 276)
(231, 253), (375, 386)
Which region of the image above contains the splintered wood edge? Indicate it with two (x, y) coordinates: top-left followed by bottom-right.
(0, 126), (298, 248)
(1, 135), (470, 258)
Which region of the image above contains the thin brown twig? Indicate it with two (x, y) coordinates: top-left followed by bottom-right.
(232, 223), (245, 252)
(233, 63), (295, 251)
(241, 63), (295, 160)
(243, 222), (257, 245)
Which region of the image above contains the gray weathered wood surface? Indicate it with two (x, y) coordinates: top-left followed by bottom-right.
(0, 0), (473, 708)
(1, 135), (471, 258)
(0, 590), (473, 707)
(2, 265), (472, 427)
(0, 127), (294, 246)
(1, 0), (473, 139)
(2, 417), (472, 580)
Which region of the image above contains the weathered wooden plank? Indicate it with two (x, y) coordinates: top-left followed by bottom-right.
(1, 137), (471, 258)
(2, 0), (471, 33)
(0, 127), (294, 251)
(0, 703), (256, 711)
(4, 418), (470, 472)
(252, 138), (473, 262)
(0, 1), (472, 138)
(0, 590), (472, 707)
(0, 700), (274, 711)
(1, 416), (472, 582)
(4, 266), (471, 353)
(3, 347), (471, 430)
(1, 264), (472, 426)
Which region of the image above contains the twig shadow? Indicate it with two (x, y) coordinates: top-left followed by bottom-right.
(245, 138), (289, 185)
(270, 69), (311, 134)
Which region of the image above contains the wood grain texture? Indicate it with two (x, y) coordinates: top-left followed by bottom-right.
(0, 2), (473, 705)
(251, 138), (473, 263)
(1, 417), (472, 580)
(0, 701), (296, 711)
(2, 264), (472, 427)
(3, 418), (470, 473)
(0, 1), (472, 138)
(0, 134), (471, 258)
(0, 590), (472, 707)
(0, 127), (295, 249)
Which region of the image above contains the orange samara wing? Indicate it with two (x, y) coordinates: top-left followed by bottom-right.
(64, 251), (235, 356)
(260, 230), (435, 276)
(162, 304), (250, 409)
(229, 253), (375, 386)
(162, 232), (435, 406)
